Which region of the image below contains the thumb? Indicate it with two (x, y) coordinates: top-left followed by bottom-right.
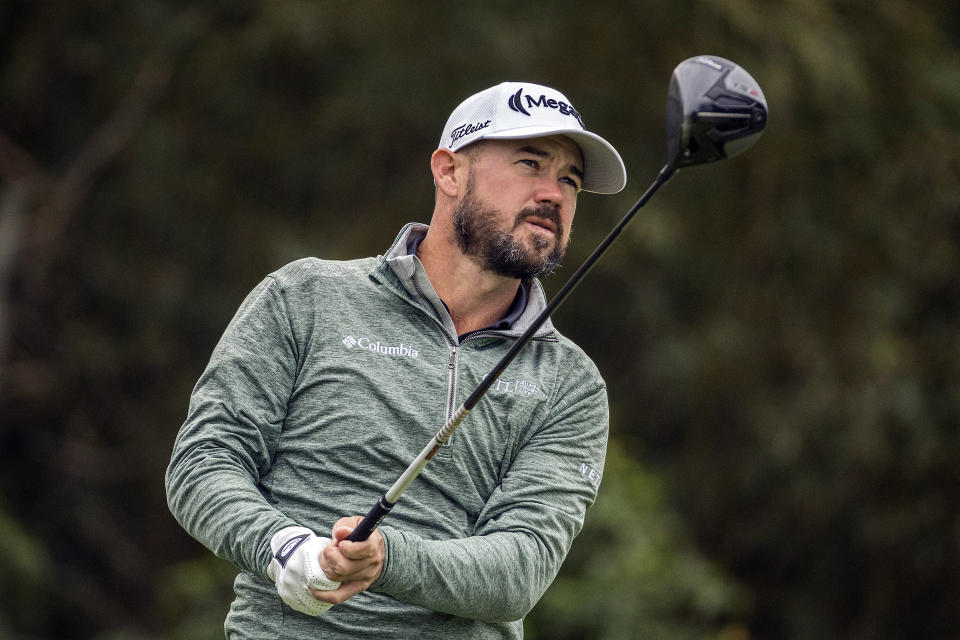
(331, 516), (363, 544)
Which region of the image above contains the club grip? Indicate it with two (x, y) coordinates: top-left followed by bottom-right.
(347, 495), (395, 542)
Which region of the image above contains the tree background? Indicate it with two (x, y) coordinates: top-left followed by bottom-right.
(1, 1), (958, 638)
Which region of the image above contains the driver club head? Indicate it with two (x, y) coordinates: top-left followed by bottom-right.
(666, 55), (768, 170)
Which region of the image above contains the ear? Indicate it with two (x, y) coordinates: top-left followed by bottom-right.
(430, 148), (461, 198)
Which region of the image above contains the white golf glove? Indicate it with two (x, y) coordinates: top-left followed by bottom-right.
(267, 526), (342, 616)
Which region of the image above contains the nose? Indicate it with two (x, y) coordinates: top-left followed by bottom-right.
(534, 176), (564, 208)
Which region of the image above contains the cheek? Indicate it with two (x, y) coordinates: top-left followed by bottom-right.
(477, 177), (525, 212)
(562, 206), (576, 239)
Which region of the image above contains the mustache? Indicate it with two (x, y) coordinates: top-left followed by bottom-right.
(514, 206), (563, 233)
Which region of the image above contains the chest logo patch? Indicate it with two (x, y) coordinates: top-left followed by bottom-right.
(342, 335), (420, 358)
(486, 377), (548, 399)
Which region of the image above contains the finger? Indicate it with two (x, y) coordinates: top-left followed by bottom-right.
(320, 544), (347, 579)
(331, 524), (356, 545)
(330, 517), (362, 544)
(337, 538), (376, 560)
(345, 529), (386, 562)
(320, 544), (373, 581)
(310, 579), (367, 605)
(321, 556), (379, 583)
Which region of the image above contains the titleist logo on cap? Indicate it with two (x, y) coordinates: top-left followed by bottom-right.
(507, 88), (584, 127)
(450, 119), (492, 145)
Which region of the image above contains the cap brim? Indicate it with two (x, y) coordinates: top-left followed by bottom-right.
(480, 126), (627, 194)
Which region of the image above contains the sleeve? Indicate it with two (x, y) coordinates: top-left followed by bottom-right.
(165, 275), (300, 577)
(371, 368), (609, 623)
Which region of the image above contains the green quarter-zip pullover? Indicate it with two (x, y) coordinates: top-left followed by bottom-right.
(166, 223), (609, 639)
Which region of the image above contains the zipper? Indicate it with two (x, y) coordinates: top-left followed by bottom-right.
(445, 345), (459, 435)
(408, 273), (461, 449)
(459, 328), (559, 344)
(406, 270), (558, 449)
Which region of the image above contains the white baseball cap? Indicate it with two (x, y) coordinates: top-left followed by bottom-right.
(438, 82), (627, 194)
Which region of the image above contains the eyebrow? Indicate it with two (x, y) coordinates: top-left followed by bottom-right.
(518, 145), (585, 183)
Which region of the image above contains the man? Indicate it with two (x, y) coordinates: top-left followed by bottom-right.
(165, 81), (626, 639)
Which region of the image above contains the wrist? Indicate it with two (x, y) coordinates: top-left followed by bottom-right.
(368, 526), (394, 591)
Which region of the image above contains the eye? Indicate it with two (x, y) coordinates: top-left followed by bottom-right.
(561, 176), (582, 191)
(519, 158), (539, 169)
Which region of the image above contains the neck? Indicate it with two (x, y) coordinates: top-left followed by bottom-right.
(416, 229), (520, 335)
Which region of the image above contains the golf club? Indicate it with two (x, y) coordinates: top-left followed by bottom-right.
(347, 54), (768, 543)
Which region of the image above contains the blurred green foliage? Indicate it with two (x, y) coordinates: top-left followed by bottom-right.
(0, 498), (51, 635)
(1, 1), (958, 638)
(525, 442), (751, 640)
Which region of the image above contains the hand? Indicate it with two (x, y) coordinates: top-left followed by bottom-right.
(310, 516), (386, 606)
(267, 526), (341, 616)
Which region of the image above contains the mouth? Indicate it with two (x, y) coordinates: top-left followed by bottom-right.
(522, 216), (558, 236)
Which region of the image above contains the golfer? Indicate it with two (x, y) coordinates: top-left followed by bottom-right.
(166, 81), (626, 639)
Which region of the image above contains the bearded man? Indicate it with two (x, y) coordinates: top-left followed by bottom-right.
(166, 81), (626, 639)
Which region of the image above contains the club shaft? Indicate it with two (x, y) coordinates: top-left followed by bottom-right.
(346, 164), (676, 542)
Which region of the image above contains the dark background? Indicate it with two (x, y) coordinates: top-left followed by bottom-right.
(1, 1), (958, 638)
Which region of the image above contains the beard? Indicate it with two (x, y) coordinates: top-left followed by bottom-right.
(452, 181), (567, 280)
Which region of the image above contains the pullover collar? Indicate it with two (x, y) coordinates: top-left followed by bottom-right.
(376, 223), (557, 342)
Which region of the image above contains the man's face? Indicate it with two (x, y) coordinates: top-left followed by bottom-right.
(451, 136), (583, 279)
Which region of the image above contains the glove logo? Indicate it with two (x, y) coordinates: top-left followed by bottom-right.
(275, 532), (311, 568)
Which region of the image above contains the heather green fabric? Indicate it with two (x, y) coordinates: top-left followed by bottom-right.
(165, 223), (609, 639)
